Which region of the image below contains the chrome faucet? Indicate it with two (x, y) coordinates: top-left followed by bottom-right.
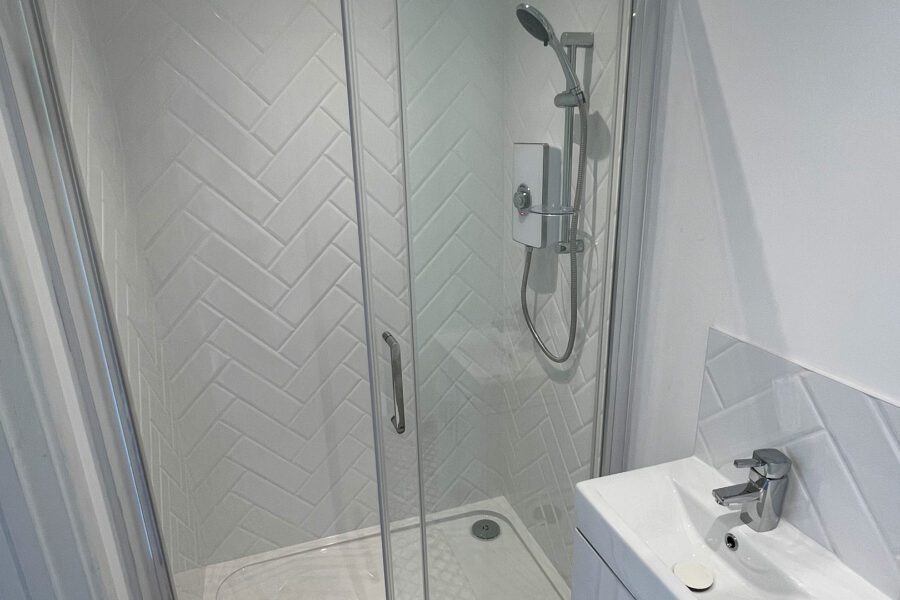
(712, 448), (791, 532)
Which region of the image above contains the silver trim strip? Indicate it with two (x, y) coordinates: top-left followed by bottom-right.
(2, 0), (176, 596)
(600, 0), (664, 476)
(337, 1), (396, 598)
(589, 0), (635, 478)
(391, 0), (432, 595)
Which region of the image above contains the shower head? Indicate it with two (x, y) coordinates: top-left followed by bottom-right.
(515, 4), (553, 45)
(514, 4), (585, 105)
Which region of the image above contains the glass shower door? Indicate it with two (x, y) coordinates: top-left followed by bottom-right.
(394, 0), (631, 597)
(341, 0), (427, 598)
(6, 0), (425, 597)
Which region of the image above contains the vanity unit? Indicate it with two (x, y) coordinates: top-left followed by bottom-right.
(572, 457), (888, 599)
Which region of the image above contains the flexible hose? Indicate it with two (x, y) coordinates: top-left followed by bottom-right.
(521, 102), (588, 363)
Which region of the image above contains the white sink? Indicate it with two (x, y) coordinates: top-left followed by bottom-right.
(576, 457), (888, 599)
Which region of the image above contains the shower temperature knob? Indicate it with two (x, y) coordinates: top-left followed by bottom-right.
(513, 183), (532, 215)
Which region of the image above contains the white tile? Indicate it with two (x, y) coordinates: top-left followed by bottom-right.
(210, 321), (296, 387)
(786, 432), (900, 596)
(195, 236), (288, 307)
(213, 0), (306, 49)
(170, 344), (228, 416)
(180, 385), (234, 454)
(289, 367), (364, 438)
(706, 328), (738, 358)
(232, 472), (312, 526)
(162, 302), (221, 375)
(263, 158), (345, 242)
(706, 339), (802, 407)
(270, 203), (349, 284)
(199, 493), (250, 553)
(179, 138), (278, 222)
(780, 467), (832, 552)
(277, 286), (353, 356)
(294, 402), (365, 473)
(805, 372), (900, 552)
(216, 362), (298, 424)
(126, 112), (192, 198)
(169, 84), (272, 176)
(228, 438), (306, 493)
(117, 59), (181, 146)
(165, 30), (266, 127)
(879, 402), (900, 444)
(105, 1), (176, 90)
(187, 187), (281, 266)
(245, 5), (335, 102)
(699, 373), (821, 468)
(259, 109), (342, 198)
(237, 509), (305, 551)
(154, 259), (216, 331)
(276, 247), (353, 324)
(202, 280), (292, 349)
(155, 0), (261, 77)
(220, 400), (303, 461)
(252, 58), (338, 151)
(137, 162), (202, 247)
(146, 212), (208, 285)
(186, 421), (240, 483)
(697, 370), (724, 420)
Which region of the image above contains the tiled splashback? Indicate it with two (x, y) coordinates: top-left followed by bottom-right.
(695, 329), (900, 597)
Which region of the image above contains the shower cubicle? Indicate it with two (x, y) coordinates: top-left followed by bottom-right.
(0, 0), (634, 597)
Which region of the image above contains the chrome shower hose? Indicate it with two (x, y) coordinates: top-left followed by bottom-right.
(520, 102), (588, 363)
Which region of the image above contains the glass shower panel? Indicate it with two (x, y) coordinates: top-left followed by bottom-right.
(29, 0), (405, 597)
(342, 0), (427, 598)
(397, 0), (629, 596)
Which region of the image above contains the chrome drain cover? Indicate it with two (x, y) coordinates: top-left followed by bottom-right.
(471, 519), (500, 540)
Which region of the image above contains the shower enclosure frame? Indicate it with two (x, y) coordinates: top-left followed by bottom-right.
(0, 0), (664, 598)
(0, 0), (175, 597)
(600, 0), (665, 476)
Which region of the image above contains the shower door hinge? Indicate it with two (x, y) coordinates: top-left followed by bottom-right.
(555, 239), (585, 254)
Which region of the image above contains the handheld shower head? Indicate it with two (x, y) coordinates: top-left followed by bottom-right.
(515, 4), (553, 45)
(514, 4), (584, 105)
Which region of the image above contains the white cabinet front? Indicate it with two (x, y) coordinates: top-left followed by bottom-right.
(572, 531), (636, 600)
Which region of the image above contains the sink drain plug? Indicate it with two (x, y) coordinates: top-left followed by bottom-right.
(471, 519), (500, 540)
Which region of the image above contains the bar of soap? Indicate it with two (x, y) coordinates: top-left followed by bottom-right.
(672, 561), (714, 591)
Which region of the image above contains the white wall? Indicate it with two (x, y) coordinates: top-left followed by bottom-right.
(628, 1), (900, 468)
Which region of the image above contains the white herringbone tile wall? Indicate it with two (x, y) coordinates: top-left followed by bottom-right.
(400, 0), (511, 520)
(501, 0), (626, 581)
(51, 0), (626, 584)
(696, 329), (900, 597)
(398, 0), (628, 583)
(346, 4), (425, 594)
(47, 0), (419, 572)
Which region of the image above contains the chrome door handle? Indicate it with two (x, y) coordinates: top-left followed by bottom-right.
(382, 332), (405, 434)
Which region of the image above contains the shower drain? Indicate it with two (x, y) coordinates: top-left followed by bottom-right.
(471, 519), (501, 540)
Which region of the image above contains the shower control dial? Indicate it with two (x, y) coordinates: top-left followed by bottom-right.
(513, 183), (532, 215)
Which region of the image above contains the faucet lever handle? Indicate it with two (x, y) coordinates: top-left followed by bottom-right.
(734, 449), (792, 479)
